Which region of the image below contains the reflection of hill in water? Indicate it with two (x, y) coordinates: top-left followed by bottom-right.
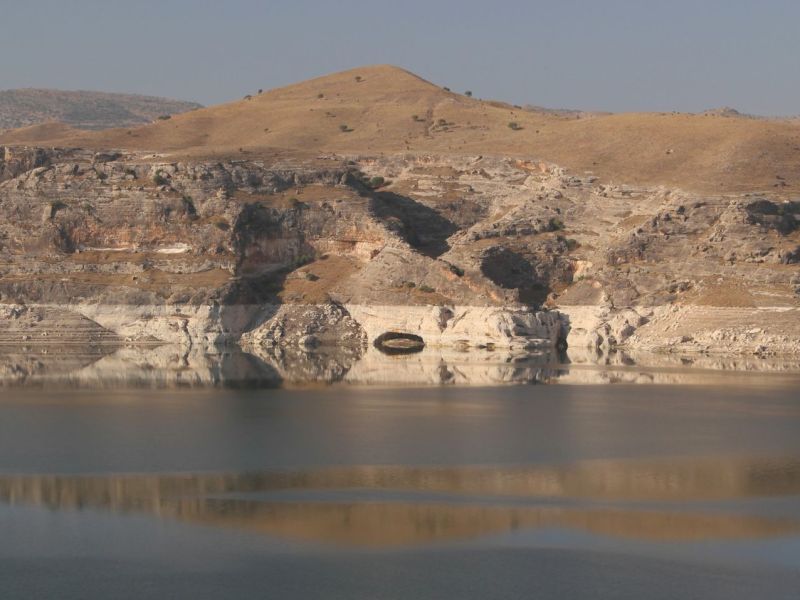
(162, 500), (799, 546)
(0, 344), (799, 389)
(1, 458), (799, 547)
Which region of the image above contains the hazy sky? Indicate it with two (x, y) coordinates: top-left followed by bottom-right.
(2, 0), (798, 115)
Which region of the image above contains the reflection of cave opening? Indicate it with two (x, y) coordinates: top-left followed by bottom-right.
(373, 332), (425, 355)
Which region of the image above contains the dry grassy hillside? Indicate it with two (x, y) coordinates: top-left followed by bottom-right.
(2, 65), (799, 194)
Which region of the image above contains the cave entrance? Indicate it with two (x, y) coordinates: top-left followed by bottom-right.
(373, 332), (425, 355)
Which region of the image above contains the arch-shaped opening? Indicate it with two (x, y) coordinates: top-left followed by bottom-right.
(373, 332), (425, 355)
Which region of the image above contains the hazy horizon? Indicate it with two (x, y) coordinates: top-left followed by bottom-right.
(1, 0), (799, 116)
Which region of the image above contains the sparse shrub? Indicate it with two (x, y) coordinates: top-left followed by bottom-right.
(437, 118), (448, 126)
(548, 217), (565, 231)
(448, 263), (465, 277)
(508, 121), (522, 130)
(304, 272), (320, 282)
(293, 254), (314, 268)
(355, 75), (363, 82)
(152, 172), (169, 186)
(419, 284), (435, 293)
(157, 114), (172, 120)
(317, 93), (324, 99)
(214, 219), (230, 231)
(443, 87), (451, 92)
(404, 281), (416, 289)
(244, 94), (252, 100)
(258, 89), (263, 94)
(182, 196), (198, 220)
(49, 200), (68, 219)
(339, 124), (353, 132)
(465, 90), (473, 97)
(556, 235), (580, 250)
(368, 176), (385, 188)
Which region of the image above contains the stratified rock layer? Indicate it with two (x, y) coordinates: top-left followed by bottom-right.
(1, 146), (798, 356)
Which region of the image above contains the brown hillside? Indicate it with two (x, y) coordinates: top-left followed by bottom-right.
(3, 65), (799, 194)
(0, 122), (77, 144)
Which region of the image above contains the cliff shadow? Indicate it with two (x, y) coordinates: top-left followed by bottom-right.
(480, 246), (550, 308)
(369, 191), (459, 258)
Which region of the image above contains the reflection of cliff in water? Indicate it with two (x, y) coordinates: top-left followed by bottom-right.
(2, 458), (799, 547)
(0, 345), (281, 389)
(0, 344), (799, 389)
(251, 344), (365, 385)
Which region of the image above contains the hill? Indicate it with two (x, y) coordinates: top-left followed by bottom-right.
(2, 65), (799, 194)
(0, 88), (202, 131)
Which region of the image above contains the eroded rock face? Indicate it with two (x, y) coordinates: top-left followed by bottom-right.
(561, 305), (800, 357)
(745, 199), (800, 235)
(0, 304), (122, 345)
(560, 306), (650, 352)
(0, 146), (53, 182)
(240, 302), (367, 351)
(238, 302), (565, 356)
(1, 148), (798, 356)
(346, 304), (566, 351)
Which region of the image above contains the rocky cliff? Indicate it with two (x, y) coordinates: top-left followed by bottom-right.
(1, 144), (798, 362)
(0, 147), (569, 356)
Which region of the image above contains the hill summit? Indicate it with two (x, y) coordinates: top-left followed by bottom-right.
(2, 64), (799, 194)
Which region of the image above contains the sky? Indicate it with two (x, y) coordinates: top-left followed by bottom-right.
(1, 0), (798, 116)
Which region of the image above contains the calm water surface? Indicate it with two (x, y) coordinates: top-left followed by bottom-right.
(1, 380), (800, 599)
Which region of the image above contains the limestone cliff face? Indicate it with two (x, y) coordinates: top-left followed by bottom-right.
(1, 146), (53, 182)
(0, 147), (566, 351)
(1, 146), (798, 356)
(356, 155), (800, 355)
(345, 304), (564, 350)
